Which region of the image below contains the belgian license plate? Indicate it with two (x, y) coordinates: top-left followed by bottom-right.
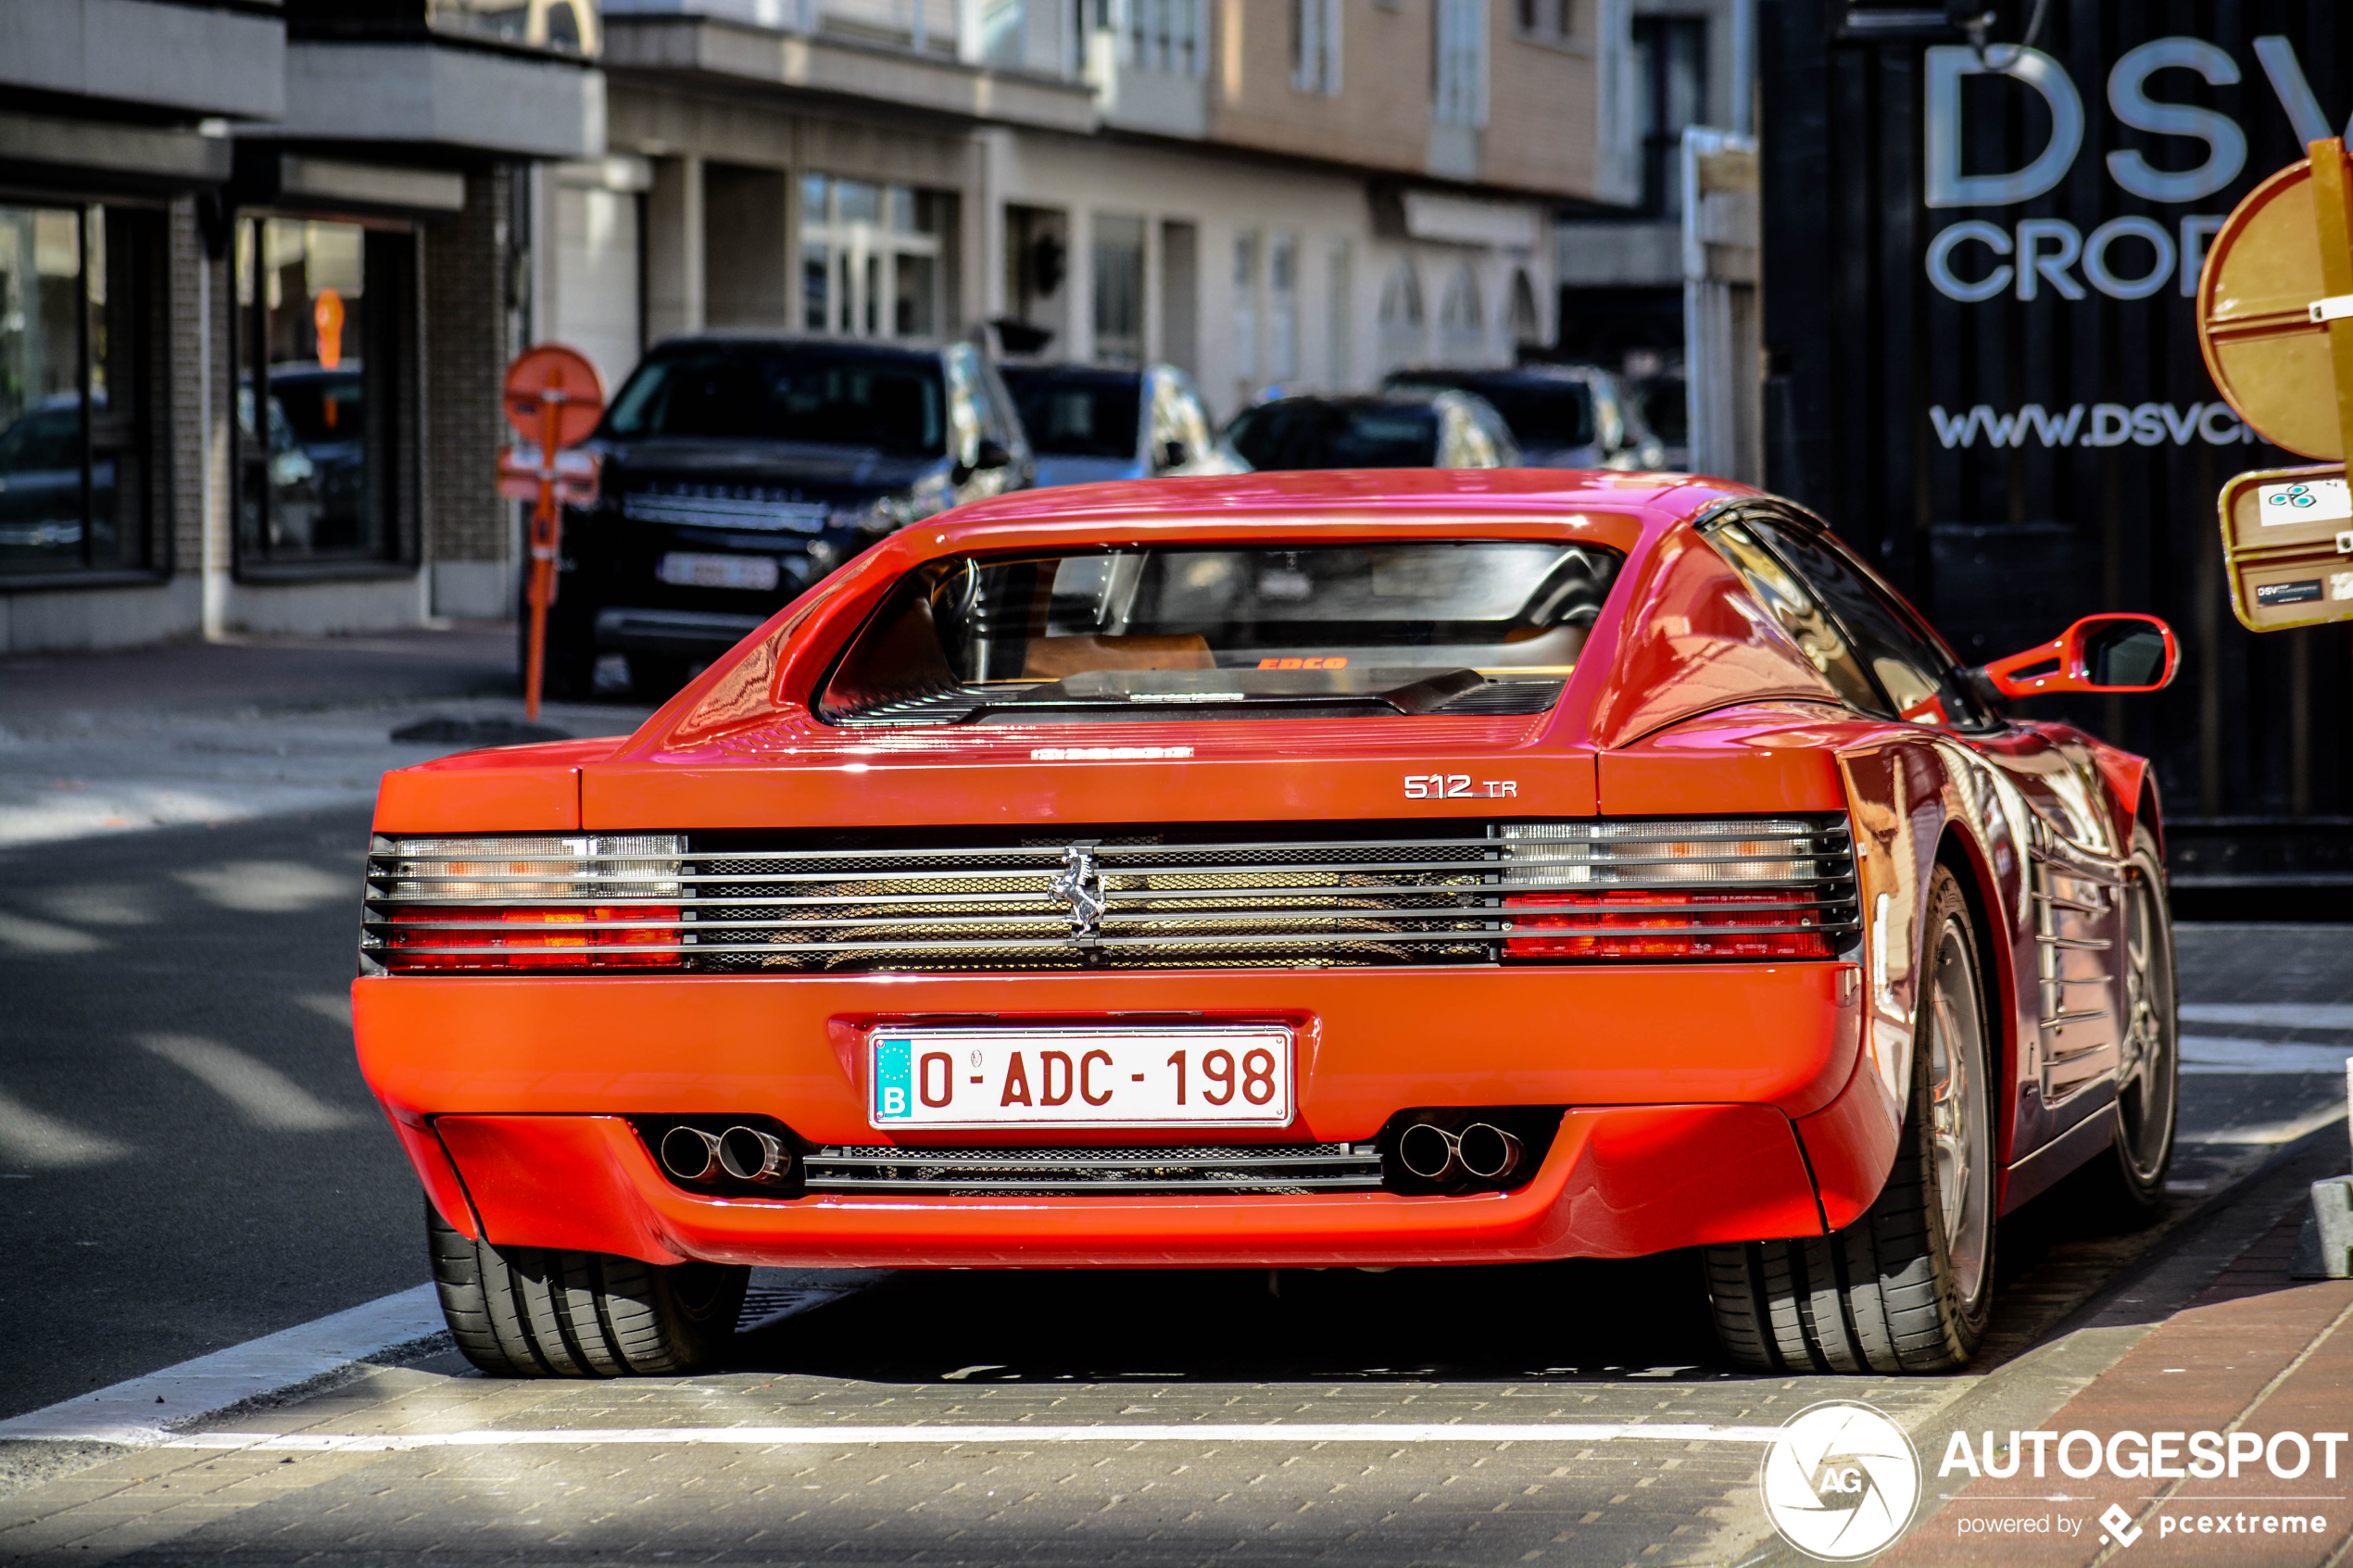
(869, 1027), (1293, 1130)
(658, 551), (780, 591)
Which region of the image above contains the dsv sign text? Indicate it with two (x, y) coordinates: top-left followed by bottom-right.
(1924, 34), (2344, 305)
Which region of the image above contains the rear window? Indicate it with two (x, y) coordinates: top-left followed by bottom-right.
(1225, 402), (1439, 470)
(605, 346), (946, 455)
(820, 540), (1623, 725)
(1389, 374), (1593, 448)
(999, 369), (1140, 458)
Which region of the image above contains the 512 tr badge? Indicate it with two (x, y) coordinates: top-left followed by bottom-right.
(1403, 773), (1518, 799)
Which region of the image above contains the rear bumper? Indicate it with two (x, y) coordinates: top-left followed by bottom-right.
(356, 962), (1871, 1268)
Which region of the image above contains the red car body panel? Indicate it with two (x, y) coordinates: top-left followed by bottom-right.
(355, 470), (2158, 1269)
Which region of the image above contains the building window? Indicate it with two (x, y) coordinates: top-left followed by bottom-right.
(234, 217), (410, 569)
(800, 175), (953, 341)
(1377, 260), (1425, 371)
(1632, 15), (1706, 216)
(1290, 0), (1341, 94)
(1129, 0), (1203, 75)
(1438, 263), (1484, 364)
(0, 202), (158, 580)
(1231, 231), (1259, 384)
(1092, 213), (1145, 364)
(1433, 0), (1489, 128)
(1508, 267), (1542, 346)
(1267, 235), (1299, 383)
(1516, 0), (1572, 43)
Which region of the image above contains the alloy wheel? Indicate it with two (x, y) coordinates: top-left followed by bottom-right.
(1926, 915), (1993, 1315)
(2114, 856), (2178, 1185)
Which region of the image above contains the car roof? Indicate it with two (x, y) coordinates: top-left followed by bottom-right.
(914, 469), (1750, 548)
(1386, 364), (1604, 386)
(998, 362), (1144, 382)
(645, 332), (950, 363)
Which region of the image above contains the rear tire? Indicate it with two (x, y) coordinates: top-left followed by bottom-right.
(425, 1200), (746, 1377)
(1705, 865), (1996, 1374)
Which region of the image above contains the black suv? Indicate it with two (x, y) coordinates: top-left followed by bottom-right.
(542, 334), (1033, 697)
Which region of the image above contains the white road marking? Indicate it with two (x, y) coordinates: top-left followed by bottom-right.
(157, 1422), (1788, 1453)
(0, 1285), (445, 1447)
(2180, 1035), (2353, 1074)
(2180, 1004), (2353, 1032)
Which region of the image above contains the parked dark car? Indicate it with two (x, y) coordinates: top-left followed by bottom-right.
(1222, 390), (1519, 472)
(1381, 364), (1666, 470)
(996, 361), (1232, 487)
(543, 334), (1034, 697)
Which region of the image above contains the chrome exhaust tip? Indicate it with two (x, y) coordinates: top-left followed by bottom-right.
(717, 1126), (792, 1185)
(1397, 1122), (1462, 1181)
(1457, 1123), (1522, 1181)
(660, 1125), (723, 1181)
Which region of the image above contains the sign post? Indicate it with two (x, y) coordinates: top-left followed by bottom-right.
(497, 345), (604, 721)
(2202, 138), (2353, 632)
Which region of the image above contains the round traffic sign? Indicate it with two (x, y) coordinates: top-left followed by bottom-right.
(2198, 153), (2342, 459)
(501, 344), (606, 448)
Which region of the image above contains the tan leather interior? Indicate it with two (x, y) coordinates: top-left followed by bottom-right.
(1021, 633), (1217, 679)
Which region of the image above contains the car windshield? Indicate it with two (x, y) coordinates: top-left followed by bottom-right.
(1000, 368), (1140, 459)
(820, 540), (1623, 724)
(605, 345), (946, 456)
(1390, 375), (1593, 448)
(1224, 401), (1440, 470)
(270, 371), (363, 445)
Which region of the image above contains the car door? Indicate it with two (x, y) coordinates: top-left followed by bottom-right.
(1743, 509), (2132, 1147)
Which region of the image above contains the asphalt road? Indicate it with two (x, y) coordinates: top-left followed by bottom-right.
(0, 806), (421, 1417)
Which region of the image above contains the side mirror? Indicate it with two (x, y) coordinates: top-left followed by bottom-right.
(1976, 613), (2179, 698)
(973, 437), (1013, 471)
(1156, 438), (1187, 471)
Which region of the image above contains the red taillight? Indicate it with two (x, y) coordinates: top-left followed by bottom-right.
(386, 907), (683, 970)
(1504, 889), (1831, 960)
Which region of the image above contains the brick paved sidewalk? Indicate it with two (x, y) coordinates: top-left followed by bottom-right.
(1889, 1203), (2353, 1568)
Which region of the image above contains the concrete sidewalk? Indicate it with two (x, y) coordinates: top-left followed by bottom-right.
(0, 627), (654, 847)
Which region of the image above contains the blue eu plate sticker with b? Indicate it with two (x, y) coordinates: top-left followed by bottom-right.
(873, 1037), (913, 1121)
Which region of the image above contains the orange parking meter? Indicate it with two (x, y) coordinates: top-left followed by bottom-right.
(498, 345), (604, 720)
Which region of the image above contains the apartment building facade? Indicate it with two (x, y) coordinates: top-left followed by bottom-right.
(3, 0), (1639, 653)
(568, 0), (1641, 422)
(0, 0), (602, 651)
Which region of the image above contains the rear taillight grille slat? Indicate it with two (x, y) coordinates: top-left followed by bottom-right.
(363, 818), (1859, 972)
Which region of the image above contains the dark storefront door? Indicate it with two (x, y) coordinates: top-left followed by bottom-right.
(1763, 1), (2353, 894)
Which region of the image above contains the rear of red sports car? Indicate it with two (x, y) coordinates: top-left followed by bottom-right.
(355, 470), (1985, 1376)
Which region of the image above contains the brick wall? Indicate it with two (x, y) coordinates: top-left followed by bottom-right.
(423, 166), (517, 571)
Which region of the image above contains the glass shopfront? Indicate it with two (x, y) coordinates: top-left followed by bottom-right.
(0, 201), (158, 578)
(234, 216), (411, 568)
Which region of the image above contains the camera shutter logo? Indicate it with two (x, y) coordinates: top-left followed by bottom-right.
(1759, 1401), (1921, 1560)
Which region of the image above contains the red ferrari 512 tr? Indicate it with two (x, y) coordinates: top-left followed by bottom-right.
(353, 470), (2181, 1379)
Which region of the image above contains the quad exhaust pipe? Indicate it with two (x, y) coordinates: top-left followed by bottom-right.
(659, 1124), (793, 1185)
(1397, 1120), (1522, 1184)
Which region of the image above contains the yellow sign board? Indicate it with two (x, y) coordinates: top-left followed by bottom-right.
(2217, 462), (2353, 631)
